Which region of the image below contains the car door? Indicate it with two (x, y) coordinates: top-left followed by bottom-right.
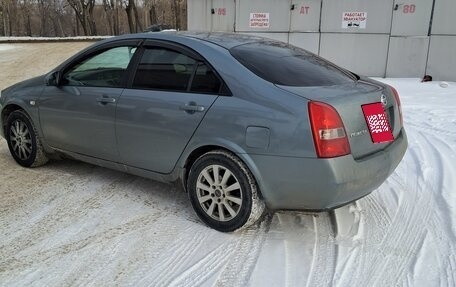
(39, 41), (140, 162)
(116, 41), (225, 173)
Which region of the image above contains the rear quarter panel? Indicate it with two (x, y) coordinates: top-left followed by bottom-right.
(175, 38), (317, 160)
(173, 39), (323, 206)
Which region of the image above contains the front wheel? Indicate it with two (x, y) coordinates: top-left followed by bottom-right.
(187, 150), (265, 232)
(5, 110), (49, 167)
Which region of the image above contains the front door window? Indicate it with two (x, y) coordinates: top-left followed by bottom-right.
(62, 46), (136, 87)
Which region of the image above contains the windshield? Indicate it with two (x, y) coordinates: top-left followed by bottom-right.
(230, 41), (356, 87)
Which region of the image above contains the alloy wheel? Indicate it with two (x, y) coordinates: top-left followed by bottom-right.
(196, 164), (243, 222)
(9, 119), (33, 161)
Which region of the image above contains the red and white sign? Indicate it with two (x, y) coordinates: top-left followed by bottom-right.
(214, 8), (226, 16)
(249, 13), (270, 28)
(362, 103), (394, 143)
(342, 12), (367, 29)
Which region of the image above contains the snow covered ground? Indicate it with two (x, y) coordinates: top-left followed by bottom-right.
(0, 43), (455, 286)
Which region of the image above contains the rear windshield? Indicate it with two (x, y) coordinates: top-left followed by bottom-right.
(230, 42), (355, 87)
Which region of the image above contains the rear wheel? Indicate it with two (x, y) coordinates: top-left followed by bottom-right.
(187, 150), (265, 232)
(5, 110), (48, 167)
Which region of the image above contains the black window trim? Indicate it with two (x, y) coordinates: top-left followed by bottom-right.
(127, 39), (232, 96)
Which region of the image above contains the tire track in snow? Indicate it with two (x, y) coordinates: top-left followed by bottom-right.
(363, 195), (392, 237)
(353, 128), (435, 286)
(167, 215), (272, 287)
(406, 122), (456, 137)
(136, 227), (207, 287)
(336, 126), (438, 287)
(62, 215), (189, 286)
(213, 214), (272, 287)
(60, 235), (125, 286)
(428, 215), (456, 287)
(404, 108), (456, 138)
(0, 212), (162, 275)
(169, 240), (238, 287)
(418, 134), (456, 287)
(334, 195), (392, 286)
(0, 162), (95, 238)
(0, 170), (135, 260)
(110, 220), (190, 286)
(59, 184), (193, 286)
(282, 213), (301, 287)
(273, 212), (314, 287)
(306, 212), (336, 287)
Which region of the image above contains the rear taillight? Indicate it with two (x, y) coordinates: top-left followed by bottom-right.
(308, 101), (351, 158)
(390, 86), (403, 127)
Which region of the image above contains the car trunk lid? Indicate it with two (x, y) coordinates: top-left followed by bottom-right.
(277, 79), (402, 159)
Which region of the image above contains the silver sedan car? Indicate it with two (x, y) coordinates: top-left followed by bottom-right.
(0, 32), (407, 232)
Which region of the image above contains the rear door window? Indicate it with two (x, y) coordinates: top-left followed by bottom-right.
(230, 42), (355, 87)
(133, 48), (196, 91)
(132, 46), (223, 94)
(190, 63), (221, 93)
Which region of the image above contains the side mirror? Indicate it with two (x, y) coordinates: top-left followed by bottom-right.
(45, 71), (60, 86)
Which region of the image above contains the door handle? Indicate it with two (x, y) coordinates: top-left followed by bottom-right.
(180, 103), (205, 113)
(96, 96), (116, 104)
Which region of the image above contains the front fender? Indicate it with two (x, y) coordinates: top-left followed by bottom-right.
(1, 85), (45, 145)
(1, 99), (33, 137)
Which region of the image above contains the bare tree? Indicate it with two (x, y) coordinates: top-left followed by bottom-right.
(18, 0), (32, 36)
(51, 0), (66, 36)
(0, 0), (8, 36)
(145, 0), (157, 26)
(102, 0), (120, 35)
(171, 0), (179, 30)
(1, 0), (15, 36)
(0, 0), (187, 37)
(66, 0), (97, 35)
(133, 0), (142, 31)
(124, 0), (142, 33)
(38, 0), (51, 36)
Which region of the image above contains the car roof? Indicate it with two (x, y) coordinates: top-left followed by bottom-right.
(177, 32), (270, 49)
(109, 31), (272, 50)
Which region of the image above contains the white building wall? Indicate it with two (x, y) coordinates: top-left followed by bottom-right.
(386, 36), (430, 78)
(320, 33), (389, 77)
(187, 0), (456, 81)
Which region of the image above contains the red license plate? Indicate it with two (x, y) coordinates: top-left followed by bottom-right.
(361, 102), (394, 143)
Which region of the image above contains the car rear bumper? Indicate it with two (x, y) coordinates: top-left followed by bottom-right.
(248, 129), (408, 210)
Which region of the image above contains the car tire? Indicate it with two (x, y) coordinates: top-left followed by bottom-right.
(187, 150), (265, 232)
(5, 110), (49, 168)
